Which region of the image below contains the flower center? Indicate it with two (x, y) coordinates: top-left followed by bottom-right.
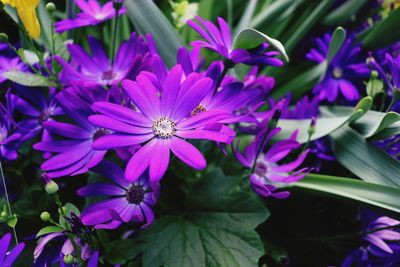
(152, 117), (176, 139)
(332, 67), (343, 78)
(38, 109), (52, 124)
(126, 184), (145, 204)
(102, 69), (117, 81)
(255, 161), (268, 177)
(92, 128), (110, 140)
(191, 105), (207, 116)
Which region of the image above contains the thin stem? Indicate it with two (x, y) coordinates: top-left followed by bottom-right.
(0, 160), (18, 244)
(250, 131), (269, 174)
(110, 6), (121, 64)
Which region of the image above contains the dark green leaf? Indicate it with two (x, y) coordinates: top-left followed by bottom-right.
(234, 28), (288, 61)
(294, 173), (400, 215)
(330, 126), (400, 187)
(125, 0), (183, 67)
(36, 226), (63, 237)
(250, 0), (295, 28)
(323, 0), (368, 26)
(360, 8), (400, 50)
(105, 239), (143, 265)
(234, 0), (258, 35)
(3, 70), (54, 87)
(138, 168), (269, 267)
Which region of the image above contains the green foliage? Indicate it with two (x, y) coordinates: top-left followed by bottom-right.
(36, 225), (63, 237)
(323, 0), (368, 26)
(327, 27), (346, 64)
(3, 70), (54, 87)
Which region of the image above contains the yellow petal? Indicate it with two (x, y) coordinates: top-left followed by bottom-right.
(17, 7), (41, 39)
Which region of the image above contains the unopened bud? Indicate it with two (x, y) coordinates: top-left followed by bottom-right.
(63, 254), (74, 264)
(41, 173), (59, 194)
(40, 211), (51, 222)
(46, 2), (56, 13)
(308, 116), (317, 136)
(0, 33), (8, 43)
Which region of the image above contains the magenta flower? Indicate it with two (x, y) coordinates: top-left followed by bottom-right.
(90, 65), (234, 182)
(0, 233), (25, 266)
(55, 33), (154, 87)
(236, 129), (309, 199)
(78, 160), (158, 229)
(188, 16), (283, 67)
(55, 0), (126, 33)
(34, 86), (108, 178)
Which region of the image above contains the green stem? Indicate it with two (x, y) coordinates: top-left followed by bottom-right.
(386, 89), (400, 112)
(0, 160), (18, 244)
(110, 6), (121, 64)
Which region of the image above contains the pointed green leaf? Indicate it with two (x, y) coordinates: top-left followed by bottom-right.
(294, 173), (400, 216)
(323, 0), (368, 26)
(233, 28), (289, 61)
(36, 226), (63, 237)
(327, 27), (346, 63)
(3, 70), (54, 87)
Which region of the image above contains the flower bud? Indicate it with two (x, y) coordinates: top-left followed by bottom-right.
(46, 2), (56, 13)
(0, 33), (8, 43)
(40, 211), (51, 222)
(308, 116), (317, 136)
(41, 173), (59, 194)
(0, 211), (7, 218)
(63, 254), (74, 265)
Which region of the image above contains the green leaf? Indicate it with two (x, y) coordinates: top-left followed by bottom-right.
(105, 239), (143, 265)
(125, 0), (184, 67)
(138, 168), (269, 267)
(234, 0), (258, 35)
(277, 97), (371, 143)
(294, 173), (400, 216)
(250, 0), (295, 28)
(3, 70), (54, 87)
(234, 28), (289, 61)
(360, 8), (400, 50)
(366, 73), (384, 98)
(327, 27), (346, 64)
(272, 63), (326, 99)
(36, 226), (63, 237)
(352, 110), (400, 139)
(59, 203), (80, 229)
(37, 1), (52, 48)
(322, 0), (368, 26)
(7, 216), (18, 228)
(330, 126), (400, 187)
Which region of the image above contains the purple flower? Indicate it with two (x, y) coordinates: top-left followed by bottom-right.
(54, 0), (126, 33)
(0, 56), (27, 84)
(177, 46), (205, 75)
(342, 215), (400, 267)
(11, 87), (63, 147)
(307, 33), (369, 102)
(0, 90), (22, 161)
(34, 86), (108, 178)
(90, 65), (234, 182)
(78, 160), (158, 229)
(0, 233), (25, 266)
(55, 33), (154, 87)
(236, 128), (309, 199)
(188, 16), (283, 67)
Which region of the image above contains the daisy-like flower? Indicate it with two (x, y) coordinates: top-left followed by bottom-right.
(78, 160), (159, 229)
(90, 65), (233, 182)
(1, 0), (40, 38)
(236, 128), (309, 199)
(54, 0), (126, 33)
(307, 33), (369, 102)
(0, 56), (27, 84)
(0, 90), (22, 161)
(0, 233), (25, 266)
(11, 87), (63, 147)
(187, 16), (283, 67)
(34, 86), (108, 178)
(55, 33), (153, 87)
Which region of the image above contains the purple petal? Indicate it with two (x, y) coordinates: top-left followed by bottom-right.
(170, 137), (206, 169)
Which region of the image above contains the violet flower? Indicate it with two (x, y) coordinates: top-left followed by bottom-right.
(0, 233), (25, 266)
(374, 135), (400, 161)
(54, 0), (126, 33)
(307, 33), (369, 102)
(188, 16), (283, 67)
(0, 90), (22, 161)
(0, 56), (27, 84)
(55, 33), (154, 87)
(236, 128), (310, 199)
(78, 160), (158, 229)
(90, 65), (233, 182)
(34, 86), (108, 178)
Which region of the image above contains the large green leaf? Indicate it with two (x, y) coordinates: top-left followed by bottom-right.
(327, 27), (346, 64)
(137, 168), (268, 267)
(233, 28), (289, 62)
(234, 0), (258, 35)
(125, 0), (184, 67)
(250, 0), (296, 28)
(330, 126), (400, 187)
(322, 0), (368, 26)
(360, 8), (400, 50)
(3, 70), (54, 87)
(294, 173), (400, 216)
